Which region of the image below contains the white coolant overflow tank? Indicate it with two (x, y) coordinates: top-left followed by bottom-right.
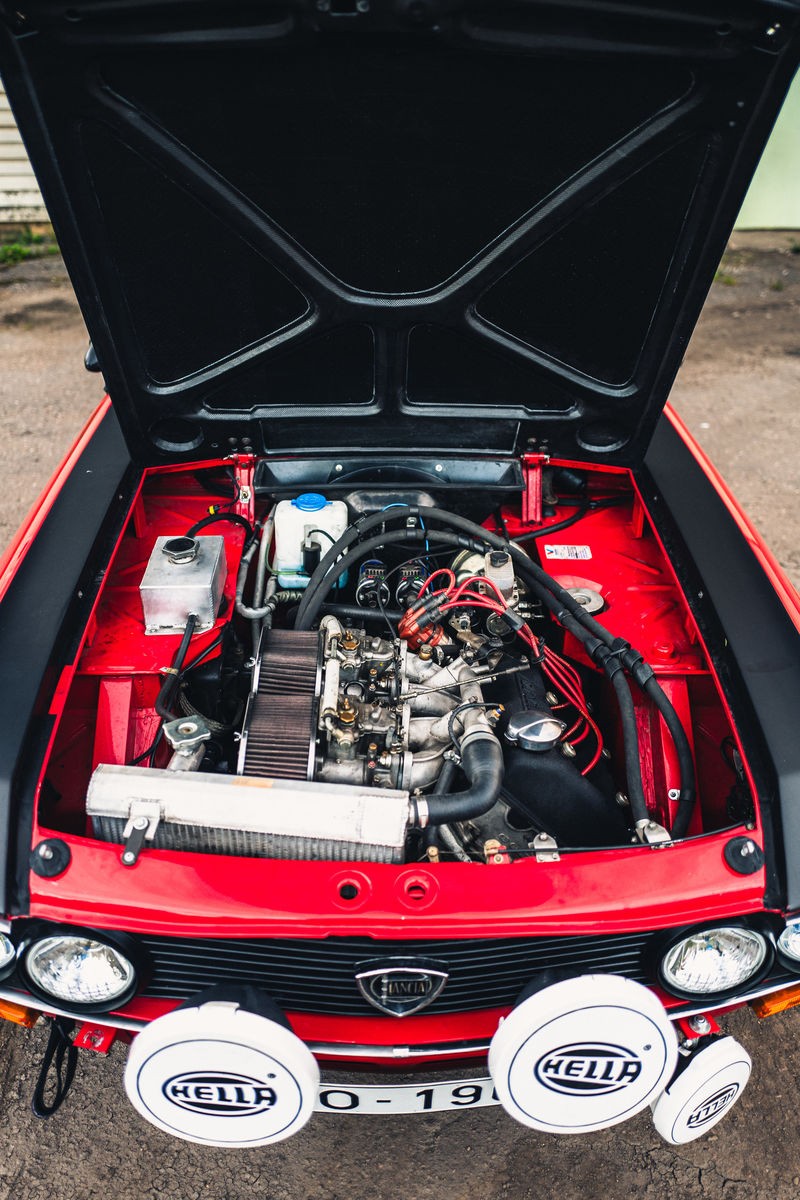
(273, 493), (349, 589)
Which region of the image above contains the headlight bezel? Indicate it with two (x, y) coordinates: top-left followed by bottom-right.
(18, 924), (145, 1014)
(656, 921), (773, 1002)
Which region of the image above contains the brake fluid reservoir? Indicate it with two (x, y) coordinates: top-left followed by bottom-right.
(273, 493), (349, 589)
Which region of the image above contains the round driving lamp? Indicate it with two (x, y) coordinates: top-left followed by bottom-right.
(777, 918), (800, 964)
(19, 927), (141, 1013)
(659, 925), (770, 1000)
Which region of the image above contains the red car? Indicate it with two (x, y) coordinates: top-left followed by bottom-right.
(0, 0), (798, 1148)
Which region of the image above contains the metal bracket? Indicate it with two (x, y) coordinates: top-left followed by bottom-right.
(121, 801), (162, 867)
(636, 818), (672, 845)
(530, 831), (560, 862)
(521, 453), (549, 527)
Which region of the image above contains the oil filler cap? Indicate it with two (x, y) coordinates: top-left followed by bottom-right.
(124, 995), (319, 1146)
(488, 975), (677, 1134)
(651, 1035), (751, 1144)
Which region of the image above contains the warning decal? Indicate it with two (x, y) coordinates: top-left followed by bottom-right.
(543, 545), (593, 561)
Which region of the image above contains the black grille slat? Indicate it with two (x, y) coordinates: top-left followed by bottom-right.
(137, 931), (657, 1014)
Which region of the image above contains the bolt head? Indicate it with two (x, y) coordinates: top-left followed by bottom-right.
(38, 844), (54, 860)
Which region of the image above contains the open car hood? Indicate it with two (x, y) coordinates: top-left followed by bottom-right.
(0, 0), (798, 467)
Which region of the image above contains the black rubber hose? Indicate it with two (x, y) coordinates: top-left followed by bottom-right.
(184, 512), (255, 546)
(419, 735), (504, 826)
(645, 678), (696, 838)
(609, 669), (649, 827)
(155, 613), (198, 721)
(424, 758), (459, 848)
(321, 602), (405, 623)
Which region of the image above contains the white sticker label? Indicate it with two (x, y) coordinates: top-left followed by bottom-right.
(543, 545), (593, 560)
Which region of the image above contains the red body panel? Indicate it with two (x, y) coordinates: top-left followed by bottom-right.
(5, 400), (792, 1057)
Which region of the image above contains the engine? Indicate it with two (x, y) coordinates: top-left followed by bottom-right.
(85, 491), (694, 866)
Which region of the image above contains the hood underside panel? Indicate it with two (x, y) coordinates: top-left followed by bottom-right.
(0, 1), (798, 464)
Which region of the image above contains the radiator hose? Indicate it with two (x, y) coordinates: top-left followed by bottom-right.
(414, 733), (504, 827)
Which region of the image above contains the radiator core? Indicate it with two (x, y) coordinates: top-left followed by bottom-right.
(87, 765), (410, 863)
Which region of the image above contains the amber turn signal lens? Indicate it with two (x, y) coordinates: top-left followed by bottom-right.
(751, 984), (800, 1018)
(0, 999), (38, 1027)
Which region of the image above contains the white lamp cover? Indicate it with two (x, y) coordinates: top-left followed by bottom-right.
(488, 974), (678, 1134)
(124, 1001), (320, 1147)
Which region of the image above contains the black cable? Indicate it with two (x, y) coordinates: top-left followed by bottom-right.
(306, 528), (337, 545)
(31, 1018), (78, 1119)
(516, 498), (590, 540)
(182, 628), (226, 675)
(129, 624), (224, 768)
(447, 702), (496, 750)
(494, 506), (510, 539)
(512, 496), (631, 544)
(129, 731), (160, 767)
(184, 512), (255, 546)
(375, 588), (397, 640)
(155, 614), (198, 721)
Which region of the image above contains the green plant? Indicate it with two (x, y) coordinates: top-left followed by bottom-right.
(0, 224), (58, 268)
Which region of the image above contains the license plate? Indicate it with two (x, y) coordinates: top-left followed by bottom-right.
(315, 1077), (498, 1115)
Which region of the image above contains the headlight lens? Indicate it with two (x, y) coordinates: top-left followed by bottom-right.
(0, 934), (16, 974)
(778, 919), (800, 963)
(661, 926), (768, 996)
(23, 935), (136, 1008)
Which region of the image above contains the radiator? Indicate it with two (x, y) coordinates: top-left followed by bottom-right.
(87, 765), (410, 863)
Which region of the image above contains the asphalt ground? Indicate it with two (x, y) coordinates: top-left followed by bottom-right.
(0, 233), (798, 1199)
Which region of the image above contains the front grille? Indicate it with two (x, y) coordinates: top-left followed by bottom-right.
(138, 930), (656, 1015)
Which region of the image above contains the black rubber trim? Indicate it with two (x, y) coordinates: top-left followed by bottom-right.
(0, 408), (137, 915)
(642, 416), (796, 909)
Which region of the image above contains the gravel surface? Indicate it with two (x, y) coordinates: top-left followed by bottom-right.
(0, 235), (798, 1199)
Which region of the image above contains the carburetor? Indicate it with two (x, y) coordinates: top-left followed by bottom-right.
(316, 618), (412, 790)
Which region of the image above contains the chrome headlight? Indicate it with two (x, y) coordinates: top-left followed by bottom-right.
(660, 926), (769, 998)
(21, 931), (138, 1012)
(0, 934), (16, 975)
(778, 919), (800, 963)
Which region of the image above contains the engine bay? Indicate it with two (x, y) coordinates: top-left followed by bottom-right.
(39, 458), (752, 869)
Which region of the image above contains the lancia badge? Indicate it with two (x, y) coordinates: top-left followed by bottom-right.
(355, 958), (449, 1017)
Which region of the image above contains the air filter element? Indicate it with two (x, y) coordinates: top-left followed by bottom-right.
(240, 630), (320, 781)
